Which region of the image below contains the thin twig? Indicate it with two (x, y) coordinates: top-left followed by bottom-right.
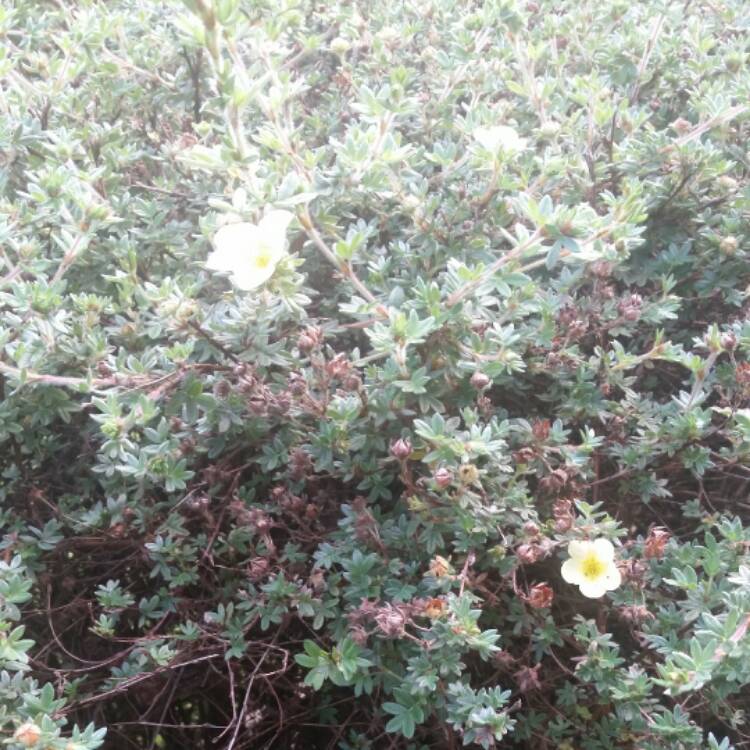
(101, 48), (177, 90)
(458, 551), (475, 596)
(666, 105), (748, 150)
(225, 646), (273, 750)
(630, 13), (667, 102)
(298, 208), (387, 317)
(446, 228), (544, 307)
(0, 360), (114, 390)
(50, 232), (85, 286)
(65, 652), (223, 710)
(187, 319), (241, 363)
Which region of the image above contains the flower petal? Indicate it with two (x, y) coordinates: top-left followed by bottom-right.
(257, 210), (294, 254)
(230, 261), (277, 291)
(567, 540), (591, 560)
(561, 558), (584, 584)
(205, 247), (239, 273)
(592, 538), (615, 561)
(578, 580), (608, 599)
(473, 126), (499, 152)
(473, 125), (527, 154)
(602, 563), (622, 591)
(213, 222), (259, 256)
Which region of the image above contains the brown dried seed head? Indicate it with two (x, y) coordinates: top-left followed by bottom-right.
(515, 664), (542, 693)
(526, 582), (554, 609)
(14, 723), (42, 748)
(428, 555), (452, 578)
(458, 463), (479, 484)
(644, 527), (670, 559)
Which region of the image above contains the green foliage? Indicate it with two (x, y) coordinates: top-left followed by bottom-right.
(1, 0), (750, 747)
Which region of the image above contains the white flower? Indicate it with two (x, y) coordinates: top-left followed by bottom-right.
(206, 210), (293, 291)
(561, 539), (622, 599)
(473, 125), (527, 155)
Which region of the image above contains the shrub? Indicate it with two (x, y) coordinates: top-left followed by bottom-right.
(1, 0), (750, 748)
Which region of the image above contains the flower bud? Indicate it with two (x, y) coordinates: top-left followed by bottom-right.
(671, 117), (691, 134)
(516, 543), (541, 564)
(298, 326), (322, 351)
(618, 293), (643, 322)
(433, 467), (453, 488)
(343, 372), (362, 391)
(470, 371), (491, 390)
(619, 604), (653, 624)
(298, 333), (316, 350)
(523, 521), (540, 537)
(554, 517), (573, 533)
(560, 220), (575, 236)
(390, 438), (412, 460)
(720, 332), (737, 351)
(232, 362), (248, 378)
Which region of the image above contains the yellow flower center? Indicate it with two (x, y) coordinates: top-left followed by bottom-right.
(253, 248), (273, 269)
(581, 553), (606, 581)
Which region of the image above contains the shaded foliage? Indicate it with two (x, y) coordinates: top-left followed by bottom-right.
(1, 0), (750, 749)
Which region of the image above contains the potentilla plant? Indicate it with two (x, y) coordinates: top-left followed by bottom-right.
(0, 0), (749, 748)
